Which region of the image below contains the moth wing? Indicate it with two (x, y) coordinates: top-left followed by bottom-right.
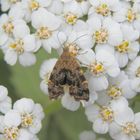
(48, 80), (64, 100)
(48, 57), (66, 99)
(68, 68), (89, 101)
(48, 49), (89, 101)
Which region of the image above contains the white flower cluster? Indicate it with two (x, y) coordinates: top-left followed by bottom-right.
(1, 0), (140, 139)
(0, 85), (44, 140)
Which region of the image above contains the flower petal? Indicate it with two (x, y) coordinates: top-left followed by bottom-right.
(61, 93), (80, 111)
(93, 118), (109, 134)
(4, 49), (17, 66)
(4, 110), (21, 127)
(19, 52), (36, 67)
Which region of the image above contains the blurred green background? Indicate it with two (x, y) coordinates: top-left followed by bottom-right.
(0, 48), (140, 140)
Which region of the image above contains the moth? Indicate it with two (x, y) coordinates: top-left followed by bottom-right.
(48, 47), (89, 101)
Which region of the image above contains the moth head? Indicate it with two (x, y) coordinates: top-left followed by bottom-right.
(64, 43), (79, 57)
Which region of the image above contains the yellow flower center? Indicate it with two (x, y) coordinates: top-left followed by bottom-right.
(29, 0), (40, 11)
(2, 21), (14, 34)
(135, 67), (140, 77)
(65, 12), (78, 25)
(4, 127), (19, 140)
(100, 106), (114, 122)
(37, 27), (52, 39)
(107, 86), (122, 99)
(116, 41), (130, 53)
(126, 9), (136, 22)
(94, 28), (109, 44)
(96, 4), (110, 16)
(9, 39), (24, 54)
(90, 61), (105, 75)
(21, 113), (34, 127)
(123, 122), (137, 135)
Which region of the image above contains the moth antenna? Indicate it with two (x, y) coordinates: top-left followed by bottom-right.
(77, 59), (89, 67)
(78, 50), (88, 55)
(57, 31), (65, 48)
(71, 34), (88, 45)
(63, 35), (69, 48)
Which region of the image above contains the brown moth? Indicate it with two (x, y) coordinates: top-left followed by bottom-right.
(48, 47), (89, 101)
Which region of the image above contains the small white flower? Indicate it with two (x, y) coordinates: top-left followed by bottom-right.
(0, 0), (21, 11)
(61, 0), (91, 33)
(88, 0), (120, 19)
(21, 0), (52, 22)
(96, 71), (137, 106)
(31, 8), (64, 53)
(127, 56), (140, 92)
(78, 49), (120, 91)
(62, 0), (90, 17)
(87, 17), (123, 46)
(0, 120), (36, 140)
(0, 86), (12, 114)
(113, 2), (140, 32)
(61, 12), (88, 33)
(85, 97), (129, 134)
(4, 30), (37, 66)
(13, 98), (44, 134)
(0, 110), (22, 140)
(95, 24), (140, 68)
(0, 14), (29, 47)
(109, 111), (140, 140)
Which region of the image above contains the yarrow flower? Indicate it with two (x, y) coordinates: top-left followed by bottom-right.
(0, 14), (29, 47)
(87, 17), (123, 46)
(1, 0), (140, 139)
(85, 97), (129, 134)
(4, 32), (37, 66)
(109, 110), (140, 140)
(31, 8), (63, 53)
(0, 0), (21, 11)
(78, 49), (120, 91)
(96, 71), (137, 106)
(0, 86), (12, 114)
(127, 56), (140, 92)
(88, 0), (120, 19)
(0, 85), (44, 140)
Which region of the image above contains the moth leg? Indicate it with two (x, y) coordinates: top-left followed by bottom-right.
(48, 81), (64, 100)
